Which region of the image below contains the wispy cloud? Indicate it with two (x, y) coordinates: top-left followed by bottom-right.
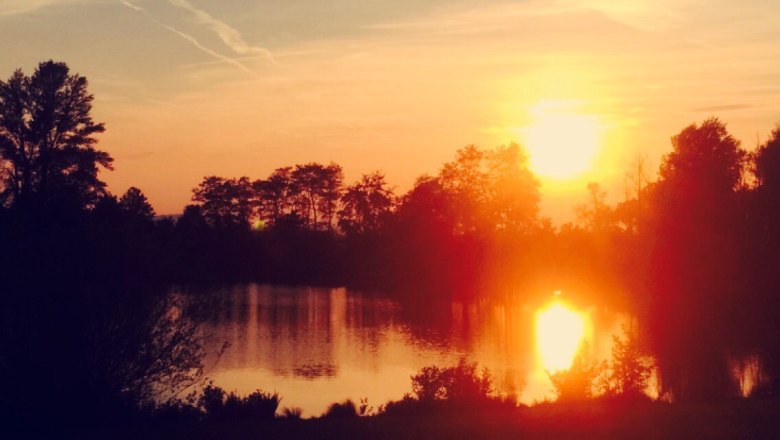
(116, 0), (258, 76)
(116, 0), (142, 12)
(0, 0), (88, 17)
(167, 0), (275, 64)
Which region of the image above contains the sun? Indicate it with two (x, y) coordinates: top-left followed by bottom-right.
(522, 101), (602, 180)
(535, 300), (588, 372)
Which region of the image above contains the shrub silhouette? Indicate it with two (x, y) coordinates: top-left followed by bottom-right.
(548, 342), (602, 401)
(198, 384), (280, 421)
(382, 359), (515, 416)
(412, 358), (492, 402)
(323, 400), (359, 419)
(601, 324), (654, 398)
(281, 407), (303, 419)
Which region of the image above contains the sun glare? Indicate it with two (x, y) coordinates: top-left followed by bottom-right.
(523, 101), (602, 180)
(535, 300), (588, 372)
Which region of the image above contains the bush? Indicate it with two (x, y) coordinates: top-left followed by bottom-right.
(412, 358), (492, 402)
(323, 400), (359, 419)
(601, 324), (654, 398)
(281, 407), (303, 419)
(198, 384), (280, 421)
(381, 359), (516, 416)
(548, 342), (602, 401)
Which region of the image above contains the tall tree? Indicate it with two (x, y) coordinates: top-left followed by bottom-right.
(602, 324), (654, 397)
(755, 125), (780, 193)
(338, 171), (395, 234)
(749, 125), (780, 393)
(439, 145), (488, 233)
(290, 163), (343, 230)
(396, 175), (454, 232)
(254, 167), (296, 226)
(575, 182), (614, 233)
(646, 118), (747, 400)
(119, 186), (155, 221)
(484, 143), (539, 231)
(429, 144), (539, 234)
(0, 60), (111, 207)
(192, 176), (256, 228)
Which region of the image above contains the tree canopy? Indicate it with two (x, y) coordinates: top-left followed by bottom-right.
(0, 60), (111, 208)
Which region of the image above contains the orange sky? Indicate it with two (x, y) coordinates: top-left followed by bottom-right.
(2, 0), (779, 222)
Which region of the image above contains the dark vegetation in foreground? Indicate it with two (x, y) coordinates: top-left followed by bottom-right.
(74, 400), (780, 440)
(3, 60), (780, 431)
(26, 360), (780, 439)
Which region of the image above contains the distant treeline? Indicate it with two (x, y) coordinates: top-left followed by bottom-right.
(3, 60), (780, 424)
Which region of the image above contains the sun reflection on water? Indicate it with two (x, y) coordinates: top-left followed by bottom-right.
(535, 299), (589, 373)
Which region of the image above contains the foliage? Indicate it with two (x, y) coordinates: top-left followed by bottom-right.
(380, 361), (517, 416)
(600, 324), (655, 397)
(119, 186), (155, 221)
(576, 182), (615, 233)
(645, 118), (748, 401)
(192, 176), (256, 228)
(0, 60), (111, 208)
(548, 342), (603, 401)
(280, 406), (303, 419)
(661, 118), (746, 192)
(411, 358), (493, 402)
(198, 383), (280, 421)
(88, 292), (207, 409)
(435, 144), (539, 234)
(0, 284), (207, 423)
(254, 166), (295, 226)
(755, 125), (780, 191)
(322, 399), (359, 419)
(483, 143), (540, 231)
(338, 171), (395, 234)
(290, 162), (343, 230)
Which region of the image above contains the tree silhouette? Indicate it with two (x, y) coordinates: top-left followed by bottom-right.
(290, 162), (343, 230)
(661, 118), (745, 192)
(0, 60), (111, 208)
(192, 176), (256, 228)
(484, 143), (539, 231)
(440, 145), (488, 233)
(749, 125), (780, 394)
(254, 166), (296, 227)
(646, 118), (747, 401)
(602, 324), (654, 397)
(576, 182), (614, 233)
(406, 144), (539, 235)
(411, 359), (493, 402)
(755, 125), (780, 193)
(548, 342), (602, 401)
(119, 186), (155, 221)
(177, 204), (208, 233)
(397, 175), (454, 231)
(338, 171), (395, 234)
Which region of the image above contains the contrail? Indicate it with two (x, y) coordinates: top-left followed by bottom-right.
(162, 25), (256, 75)
(116, 0), (258, 76)
(117, 0), (142, 12)
(167, 0), (276, 64)
(116, 0), (388, 141)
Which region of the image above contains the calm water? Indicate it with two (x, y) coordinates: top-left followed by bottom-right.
(182, 284), (630, 416)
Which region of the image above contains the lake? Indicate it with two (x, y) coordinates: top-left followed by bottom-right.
(181, 283), (633, 416)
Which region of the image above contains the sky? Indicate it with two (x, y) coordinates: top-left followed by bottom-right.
(1, 0), (779, 222)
